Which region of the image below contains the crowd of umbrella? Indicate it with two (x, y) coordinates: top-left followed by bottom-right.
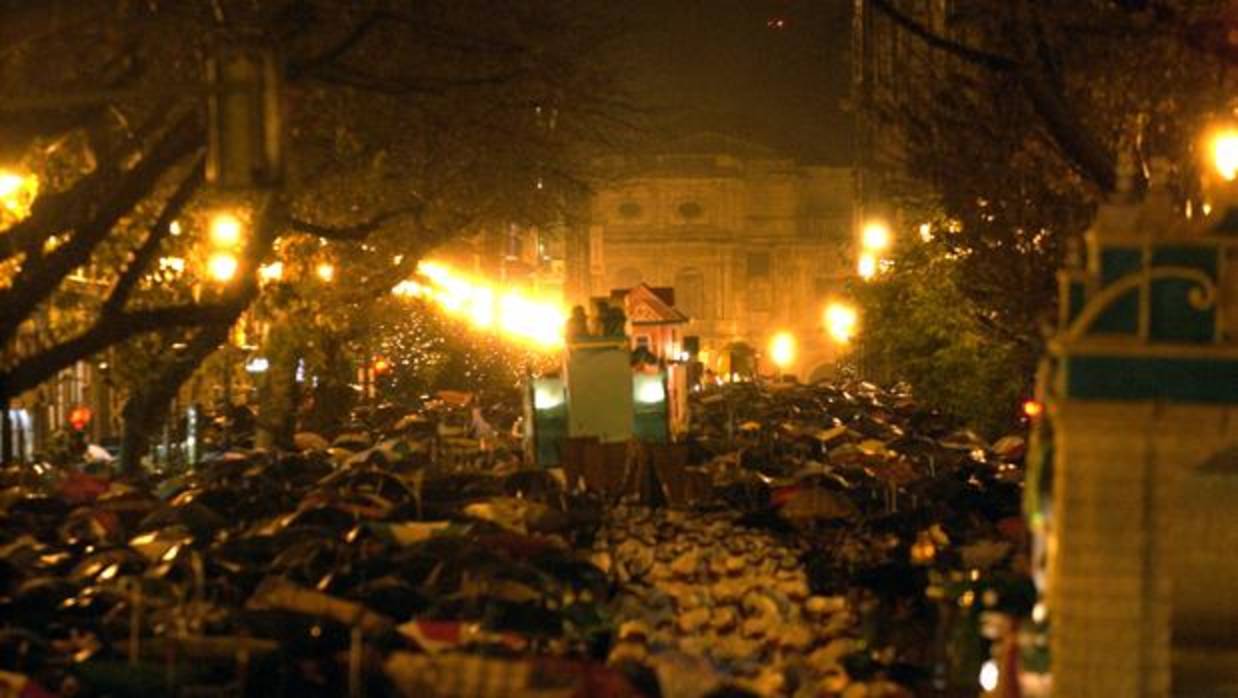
(0, 381), (1038, 697)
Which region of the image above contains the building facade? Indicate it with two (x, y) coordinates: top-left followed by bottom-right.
(851, 0), (955, 230)
(569, 134), (854, 379)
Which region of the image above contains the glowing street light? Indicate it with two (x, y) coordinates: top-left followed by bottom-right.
(861, 220), (891, 252)
(209, 211), (244, 248)
(824, 301), (859, 344)
(1210, 128), (1238, 181)
(315, 262), (335, 282)
(258, 261), (284, 282)
(207, 252), (239, 282)
(857, 218), (892, 282)
(0, 171), (25, 198)
(857, 252), (878, 280)
(0, 169), (38, 221)
(1022, 399), (1044, 420)
(768, 331), (796, 370)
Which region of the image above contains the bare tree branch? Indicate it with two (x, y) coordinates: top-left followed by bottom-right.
(286, 10), (389, 80)
(100, 154), (204, 318)
(287, 205), (422, 242)
(867, 0), (1018, 72)
(0, 301), (242, 399)
(0, 112), (201, 347)
(867, 0), (1117, 192)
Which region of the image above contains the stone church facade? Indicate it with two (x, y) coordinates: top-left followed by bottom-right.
(567, 134), (855, 379)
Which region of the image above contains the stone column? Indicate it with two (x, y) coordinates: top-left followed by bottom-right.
(1050, 401), (1169, 698)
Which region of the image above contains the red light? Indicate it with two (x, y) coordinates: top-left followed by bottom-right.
(69, 406), (93, 431)
(1022, 400), (1044, 419)
(373, 357), (391, 375)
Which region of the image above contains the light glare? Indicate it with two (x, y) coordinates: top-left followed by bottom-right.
(534, 386), (565, 410)
(0, 169), (38, 220)
(824, 302), (859, 344)
(1213, 129), (1238, 181)
(634, 375), (666, 404)
(209, 212), (243, 248)
(769, 331), (795, 369)
(861, 221), (891, 251)
(857, 253), (878, 280)
(979, 660), (999, 692)
(207, 253), (238, 282)
(395, 260), (565, 350)
(259, 261), (284, 282)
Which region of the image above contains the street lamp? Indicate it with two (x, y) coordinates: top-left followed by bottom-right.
(1209, 128), (1238, 181)
(205, 210), (246, 284)
(857, 219), (892, 281)
(861, 220), (892, 252)
(209, 212), (244, 248)
(207, 252), (239, 282)
(315, 261), (335, 282)
(857, 253), (878, 281)
(824, 301), (859, 344)
(0, 169), (38, 221)
(769, 331), (796, 372)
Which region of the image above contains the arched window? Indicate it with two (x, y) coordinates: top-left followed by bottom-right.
(674, 267), (706, 320)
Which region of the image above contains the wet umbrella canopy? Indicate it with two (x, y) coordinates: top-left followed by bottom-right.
(0, 379), (1031, 697)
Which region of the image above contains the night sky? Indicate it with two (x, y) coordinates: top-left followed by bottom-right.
(613, 0), (854, 164)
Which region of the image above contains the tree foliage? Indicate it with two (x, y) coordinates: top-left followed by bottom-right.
(369, 298), (547, 406)
(0, 1), (632, 458)
(856, 0), (1236, 421)
(854, 241), (1029, 438)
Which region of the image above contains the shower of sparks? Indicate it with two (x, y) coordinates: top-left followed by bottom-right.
(393, 260), (566, 350)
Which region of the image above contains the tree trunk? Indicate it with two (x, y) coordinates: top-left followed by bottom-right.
(304, 334), (355, 436)
(254, 326), (300, 451)
(118, 322), (232, 474)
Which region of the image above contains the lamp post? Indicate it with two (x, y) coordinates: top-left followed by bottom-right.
(203, 210), (248, 450)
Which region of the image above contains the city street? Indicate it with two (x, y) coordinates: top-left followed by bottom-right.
(3, 2), (1237, 697)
